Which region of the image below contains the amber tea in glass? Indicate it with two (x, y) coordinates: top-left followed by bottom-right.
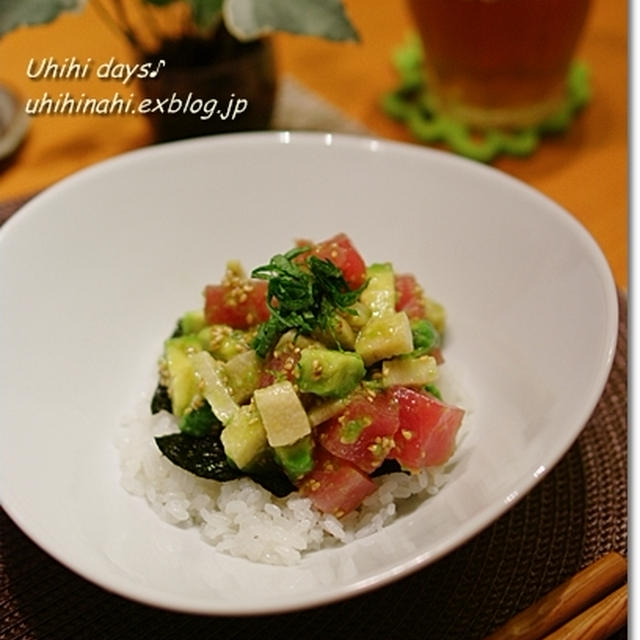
(408, 0), (591, 129)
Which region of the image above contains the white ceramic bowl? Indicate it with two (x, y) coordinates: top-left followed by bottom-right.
(0, 132), (617, 615)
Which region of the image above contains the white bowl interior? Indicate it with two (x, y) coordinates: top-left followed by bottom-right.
(0, 132), (617, 614)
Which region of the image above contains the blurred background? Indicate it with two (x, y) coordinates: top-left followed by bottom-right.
(0, 0), (627, 289)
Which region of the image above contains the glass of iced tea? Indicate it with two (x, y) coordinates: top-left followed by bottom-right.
(408, 0), (591, 129)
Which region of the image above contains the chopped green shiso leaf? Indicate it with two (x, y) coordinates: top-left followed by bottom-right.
(251, 247), (367, 357)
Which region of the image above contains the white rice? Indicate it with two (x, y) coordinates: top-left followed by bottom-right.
(116, 387), (460, 566)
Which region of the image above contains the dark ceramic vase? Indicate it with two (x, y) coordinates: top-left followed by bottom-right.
(139, 28), (277, 142)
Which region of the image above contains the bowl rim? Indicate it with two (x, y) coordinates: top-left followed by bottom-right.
(0, 131), (619, 615)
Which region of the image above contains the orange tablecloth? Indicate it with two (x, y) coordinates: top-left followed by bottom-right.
(0, 0), (627, 287)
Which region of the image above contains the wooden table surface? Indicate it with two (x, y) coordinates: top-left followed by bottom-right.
(0, 0), (627, 288)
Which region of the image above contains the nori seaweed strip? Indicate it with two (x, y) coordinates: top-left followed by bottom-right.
(247, 471), (296, 498)
(245, 454), (297, 498)
(150, 384), (172, 414)
(155, 432), (241, 482)
(154, 431), (296, 497)
(370, 458), (406, 477)
(153, 312), (299, 494)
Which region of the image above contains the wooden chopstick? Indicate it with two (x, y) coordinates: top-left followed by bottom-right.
(540, 584), (627, 640)
(482, 551), (627, 640)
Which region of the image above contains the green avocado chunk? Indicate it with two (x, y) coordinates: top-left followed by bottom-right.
(354, 311), (414, 366)
(274, 435), (314, 481)
(297, 347), (365, 398)
(220, 403), (268, 470)
(179, 402), (220, 436)
(179, 309), (206, 335)
(197, 325), (250, 361)
(164, 335), (202, 416)
(360, 262), (396, 318)
(411, 318), (441, 354)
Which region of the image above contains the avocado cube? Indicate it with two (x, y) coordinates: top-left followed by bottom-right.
(313, 314), (357, 350)
(342, 302), (371, 331)
(298, 347), (365, 398)
(164, 336), (202, 416)
(274, 435), (314, 481)
(307, 396), (350, 427)
(381, 354), (438, 388)
(179, 309), (206, 335)
(425, 297), (446, 334)
(360, 262), (396, 318)
(355, 311), (414, 366)
(221, 404), (268, 470)
(197, 325), (249, 361)
(411, 318), (441, 353)
(224, 349), (261, 403)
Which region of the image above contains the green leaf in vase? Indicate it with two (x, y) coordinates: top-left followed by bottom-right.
(189, 0), (224, 28)
(223, 0), (359, 42)
(0, 0), (85, 37)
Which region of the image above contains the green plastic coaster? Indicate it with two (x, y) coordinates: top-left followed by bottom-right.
(382, 34), (591, 162)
